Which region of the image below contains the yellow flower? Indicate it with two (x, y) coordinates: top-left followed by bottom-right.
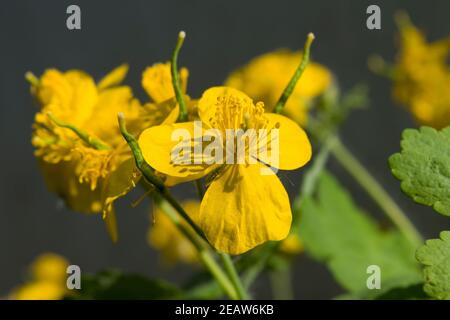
(29, 65), (143, 241)
(138, 87), (312, 254)
(392, 15), (450, 128)
(10, 253), (69, 300)
(148, 200), (200, 264)
(225, 50), (332, 125)
(30, 253), (69, 283)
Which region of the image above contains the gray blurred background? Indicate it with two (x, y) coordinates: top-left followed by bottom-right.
(1, 0), (449, 299)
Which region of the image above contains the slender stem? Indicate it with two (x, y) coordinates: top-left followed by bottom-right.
(171, 31), (188, 122)
(269, 267), (294, 300)
(219, 253), (250, 300)
(329, 136), (423, 247)
(274, 32), (315, 114)
(161, 188), (208, 243)
(200, 252), (239, 300)
(47, 112), (111, 150)
(194, 179), (205, 199)
(155, 195), (239, 300)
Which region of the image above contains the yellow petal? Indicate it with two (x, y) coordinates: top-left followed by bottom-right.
(260, 113), (312, 170)
(199, 163), (292, 254)
(101, 157), (141, 242)
(138, 122), (215, 180)
(161, 103), (180, 125)
(35, 69), (97, 127)
(84, 86), (135, 145)
(97, 64), (129, 90)
(197, 86), (254, 127)
(37, 160), (103, 214)
(104, 206), (118, 243)
(142, 62), (189, 103)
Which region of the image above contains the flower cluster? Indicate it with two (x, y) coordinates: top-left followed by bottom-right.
(28, 33), (328, 261)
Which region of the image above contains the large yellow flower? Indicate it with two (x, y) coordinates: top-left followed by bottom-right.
(10, 253), (69, 300)
(138, 87), (312, 254)
(29, 65), (143, 241)
(148, 200), (200, 264)
(392, 16), (450, 128)
(225, 50), (332, 125)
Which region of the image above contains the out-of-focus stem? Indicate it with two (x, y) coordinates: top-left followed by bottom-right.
(219, 253), (250, 300)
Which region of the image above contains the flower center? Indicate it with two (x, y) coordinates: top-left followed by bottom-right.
(208, 95), (268, 134)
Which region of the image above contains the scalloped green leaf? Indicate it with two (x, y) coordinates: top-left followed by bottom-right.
(416, 231), (450, 300)
(389, 126), (450, 216)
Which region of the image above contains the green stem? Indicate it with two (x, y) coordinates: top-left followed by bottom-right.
(269, 267), (294, 300)
(274, 33), (315, 114)
(155, 195), (239, 300)
(219, 253), (250, 300)
(330, 136), (423, 247)
(171, 31), (188, 122)
(47, 112), (111, 150)
(200, 252), (239, 300)
(194, 179), (205, 199)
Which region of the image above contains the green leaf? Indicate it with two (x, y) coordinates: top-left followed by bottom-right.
(182, 270), (223, 299)
(75, 269), (181, 300)
(297, 171), (422, 297)
(416, 231), (450, 300)
(389, 126), (450, 216)
(335, 283), (428, 300)
(374, 283), (428, 300)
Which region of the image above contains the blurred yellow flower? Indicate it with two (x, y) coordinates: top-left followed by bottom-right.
(30, 253), (69, 283)
(279, 234), (303, 255)
(10, 253), (69, 300)
(392, 14), (450, 128)
(29, 65), (143, 241)
(139, 87), (312, 254)
(225, 50), (332, 125)
(148, 200), (200, 264)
